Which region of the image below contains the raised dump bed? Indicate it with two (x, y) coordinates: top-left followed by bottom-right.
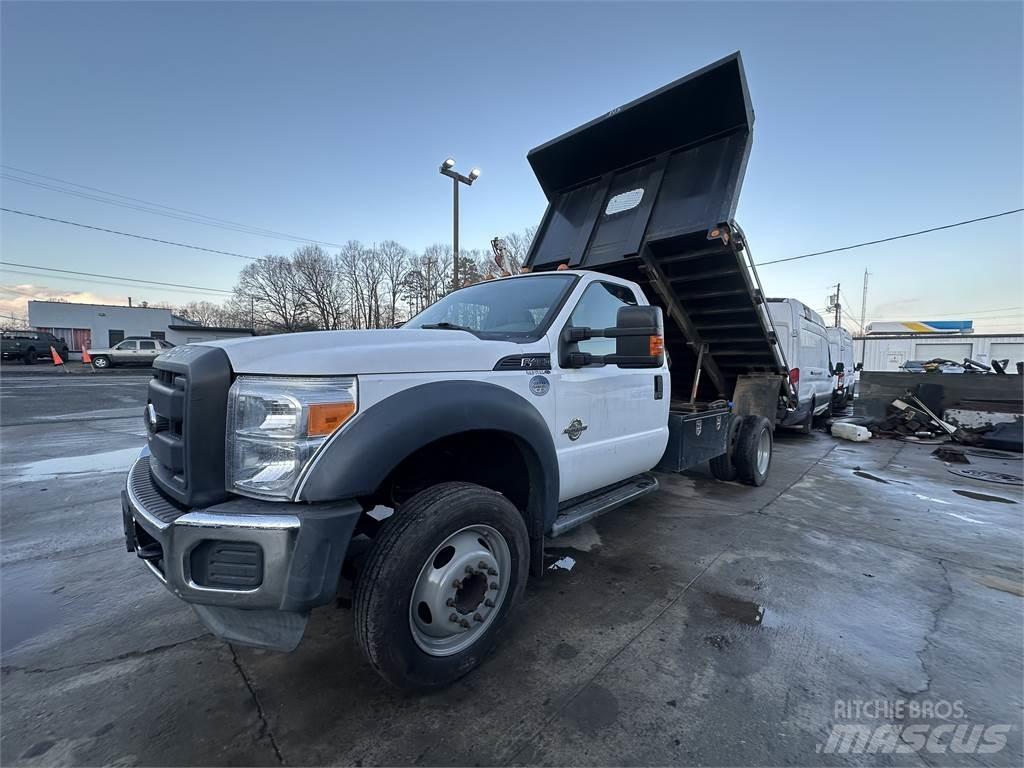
(524, 52), (787, 405)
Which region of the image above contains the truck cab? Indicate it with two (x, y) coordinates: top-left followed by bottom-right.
(120, 52), (791, 689)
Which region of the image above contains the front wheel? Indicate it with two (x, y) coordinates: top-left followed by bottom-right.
(734, 415), (773, 486)
(23, 349), (36, 365)
(354, 482), (530, 690)
(92, 356), (111, 369)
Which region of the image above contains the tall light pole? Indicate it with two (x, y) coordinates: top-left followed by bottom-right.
(439, 158), (480, 291)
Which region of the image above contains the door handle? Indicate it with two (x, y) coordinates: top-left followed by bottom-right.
(654, 375), (664, 400)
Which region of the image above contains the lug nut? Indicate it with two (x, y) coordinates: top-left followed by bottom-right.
(460, 619), (471, 629)
(465, 565), (476, 575)
(446, 597), (456, 607)
(452, 579), (463, 589)
(478, 561), (489, 570)
(484, 599), (495, 608)
(449, 613), (459, 623)
(489, 581), (499, 590)
(487, 568), (497, 576)
(473, 613), (484, 623)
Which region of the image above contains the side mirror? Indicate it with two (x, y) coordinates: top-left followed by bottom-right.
(561, 305), (665, 368)
(855, 362), (863, 372)
(610, 305), (665, 368)
(834, 362), (845, 374)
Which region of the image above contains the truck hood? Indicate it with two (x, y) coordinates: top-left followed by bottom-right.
(201, 329), (535, 375)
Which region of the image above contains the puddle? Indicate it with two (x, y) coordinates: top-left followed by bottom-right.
(854, 471), (889, 484)
(705, 593), (765, 625)
(953, 489), (1019, 505)
(5, 446), (142, 484)
(1, 568), (64, 652)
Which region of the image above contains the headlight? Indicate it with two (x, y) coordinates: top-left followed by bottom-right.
(226, 376), (357, 500)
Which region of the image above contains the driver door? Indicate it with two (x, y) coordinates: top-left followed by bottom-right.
(551, 280), (670, 501)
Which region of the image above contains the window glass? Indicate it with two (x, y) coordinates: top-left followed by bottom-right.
(406, 275), (576, 339)
(117, 341), (137, 350)
(568, 282), (638, 356)
(139, 341), (156, 350)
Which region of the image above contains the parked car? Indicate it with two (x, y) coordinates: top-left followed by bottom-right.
(1, 330), (70, 365)
(767, 298), (834, 432)
(87, 338), (175, 368)
(826, 326), (856, 407)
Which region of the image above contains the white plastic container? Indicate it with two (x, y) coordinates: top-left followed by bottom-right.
(831, 422), (871, 442)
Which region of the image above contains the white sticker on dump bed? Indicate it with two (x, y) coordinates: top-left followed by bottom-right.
(605, 188), (644, 215)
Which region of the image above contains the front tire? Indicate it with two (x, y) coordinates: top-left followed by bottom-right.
(92, 356), (111, 369)
(734, 415), (773, 486)
(354, 482), (529, 690)
(23, 349), (36, 365)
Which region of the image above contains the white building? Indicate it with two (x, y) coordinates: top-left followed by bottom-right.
(855, 333), (1024, 372)
(28, 301), (253, 356)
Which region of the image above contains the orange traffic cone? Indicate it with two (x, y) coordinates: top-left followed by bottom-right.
(49, 346), (69, 373)
(81, 348), (93, 365)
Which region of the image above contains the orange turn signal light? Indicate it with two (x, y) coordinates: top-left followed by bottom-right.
(649, 335), (665, 356)
(308, 402), (356, 436)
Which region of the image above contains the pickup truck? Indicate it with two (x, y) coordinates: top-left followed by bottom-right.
(1, 330), (70, 365)
(121, 52), (795, 689)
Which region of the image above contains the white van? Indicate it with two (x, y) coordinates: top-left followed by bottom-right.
(767, 298), (834, 432)
(826, 326), (856, 406)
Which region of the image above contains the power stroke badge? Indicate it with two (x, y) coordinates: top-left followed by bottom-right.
(563, 418), (588, 441)
(529, 375), (550, 396)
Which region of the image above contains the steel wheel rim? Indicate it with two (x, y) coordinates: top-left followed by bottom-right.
(756, 428), (771, 475)
(409, 524), (511, 657)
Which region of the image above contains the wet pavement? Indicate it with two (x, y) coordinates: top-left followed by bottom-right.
(1, 371), (1022, 766)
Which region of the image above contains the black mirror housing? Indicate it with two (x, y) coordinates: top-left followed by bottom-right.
(612, 305), (664, 368)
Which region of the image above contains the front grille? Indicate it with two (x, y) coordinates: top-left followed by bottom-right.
(129, 456), (188, 523)
(147, 345), (232, 508)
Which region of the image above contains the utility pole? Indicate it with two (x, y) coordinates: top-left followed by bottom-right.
(827, 283), (841, 327)
(859, 270), (870, 364)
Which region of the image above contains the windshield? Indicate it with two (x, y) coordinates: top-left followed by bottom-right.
(406, 275), (577, 339)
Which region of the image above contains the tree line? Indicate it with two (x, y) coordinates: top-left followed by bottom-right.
(176, 228), (536, 333)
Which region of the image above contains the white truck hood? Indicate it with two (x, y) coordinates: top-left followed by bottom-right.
(201, 329), (533, 375)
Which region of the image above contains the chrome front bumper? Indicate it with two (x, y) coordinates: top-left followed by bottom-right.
(121, 453), (362, 649)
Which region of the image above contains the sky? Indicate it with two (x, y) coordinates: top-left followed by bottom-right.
(1, 1), (1022, 333)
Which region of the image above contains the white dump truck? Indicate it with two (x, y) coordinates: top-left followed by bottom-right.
(121, 52), (798, 689)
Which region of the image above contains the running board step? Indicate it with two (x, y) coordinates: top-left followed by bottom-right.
(549, 473), (659, 537)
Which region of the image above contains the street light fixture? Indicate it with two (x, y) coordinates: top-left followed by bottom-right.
(439, 158), (480, 291)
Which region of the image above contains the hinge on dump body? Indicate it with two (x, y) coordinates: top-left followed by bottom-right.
(706, 223), (731, 245)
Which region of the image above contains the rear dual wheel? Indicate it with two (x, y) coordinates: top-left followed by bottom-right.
(354, 482), (529, 690)
(734, 415), (773, 486)
(710, 415), (773, 487)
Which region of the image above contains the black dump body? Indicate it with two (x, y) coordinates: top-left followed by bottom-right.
(524, 53), (786, 402)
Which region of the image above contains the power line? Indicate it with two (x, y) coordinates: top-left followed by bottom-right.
(1, 166), (346, 249)
(0, 207), (258, 260)
(756, 208), (1024, 266)
(0, 261), (233, 294)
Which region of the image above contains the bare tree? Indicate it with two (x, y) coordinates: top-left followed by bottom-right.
(177, 300), (231, 326)
(378, 240), (410, 326)
(292, 245), (346, 329)
(234, 255), (309, 332)
(500, 226), (537, 273)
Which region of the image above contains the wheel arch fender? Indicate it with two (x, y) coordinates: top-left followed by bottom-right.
(297, 380), (559, 535)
